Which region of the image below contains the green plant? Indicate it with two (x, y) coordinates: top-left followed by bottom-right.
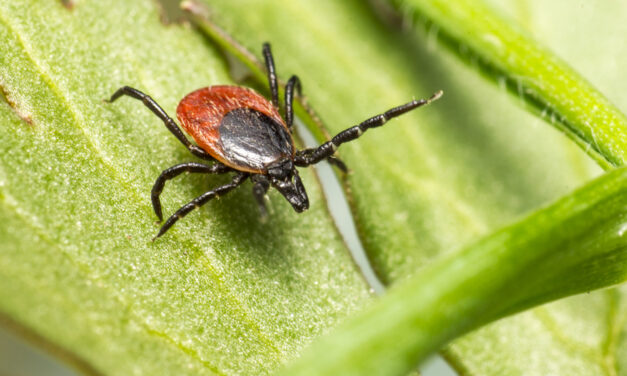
(0, 0), (625, 375)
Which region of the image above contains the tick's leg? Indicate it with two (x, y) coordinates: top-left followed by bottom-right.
(251, 175), (270, 220)
(108, 86), (214, 160)
(294, 90), (443, 167)
(151, 162), (233, 222)
(284, 75), (301, 132)
(262, 43), (279, 108)
(326, 156), (348, 173)
(296, 149), (348, 173)
(154, 172), (248, 240)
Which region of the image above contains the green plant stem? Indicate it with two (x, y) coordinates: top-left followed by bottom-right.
(279, 166), (627, 376)
(387, 0), (627, 170)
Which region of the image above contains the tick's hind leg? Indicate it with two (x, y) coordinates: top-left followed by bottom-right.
(154, 172), (248, 240)
(151, 162), (232, 222)
(294, 90), (443, 167)
(108, 86), (214, 160)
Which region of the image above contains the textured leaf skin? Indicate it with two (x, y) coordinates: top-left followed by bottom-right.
(0, 1), (370, 375)
(2, 0), (627, 375)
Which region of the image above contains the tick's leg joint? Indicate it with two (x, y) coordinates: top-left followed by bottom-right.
(151, 162), (232, 222)
(326, 156), (348, 173)
(108, 86), (215, 161)
(153, 172), (248, 240)
(294, 91), (442, 167)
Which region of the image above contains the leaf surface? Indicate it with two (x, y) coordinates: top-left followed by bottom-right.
(0, 1), (370, 375)
(197, 0), (627, 375)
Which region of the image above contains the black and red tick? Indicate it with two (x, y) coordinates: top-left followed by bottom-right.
(109, 43), (442, 239)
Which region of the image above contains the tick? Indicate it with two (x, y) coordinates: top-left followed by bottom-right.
(109, 43), (442, 239)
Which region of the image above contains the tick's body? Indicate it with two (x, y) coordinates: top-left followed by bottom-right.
(109, 43), (442, 239)
(177, 86), (294, 173)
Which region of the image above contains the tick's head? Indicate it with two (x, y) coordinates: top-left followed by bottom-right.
(267, 158), (294, 180)
(267, 159), (309, 213)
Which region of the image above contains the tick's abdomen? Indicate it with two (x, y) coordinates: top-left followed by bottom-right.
(176, 85), (294, 173)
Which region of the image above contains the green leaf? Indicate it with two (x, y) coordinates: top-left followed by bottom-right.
(438, 2), (627, 373)
(446, 286), (627, 375)
(386, 0), (627, 170)
(195, 0), (627, 375)
(0, 1), (370, 375)
(3, 0), (627, 375)
(278, 165), (627, 376)
(198, 0), (601, 285)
